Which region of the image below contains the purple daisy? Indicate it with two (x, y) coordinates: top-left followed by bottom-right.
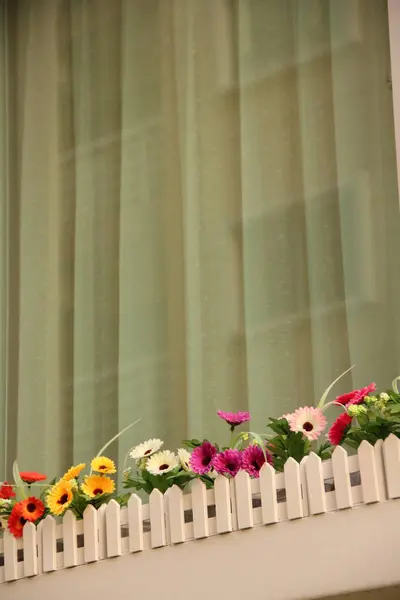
(217, 410), (251, 430)
(213, 449), (242, 477)
(190, 441), (218, 475)
(241, 445), (273, 478)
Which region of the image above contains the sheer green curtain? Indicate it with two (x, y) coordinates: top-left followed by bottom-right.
(0, 0), (399, 479)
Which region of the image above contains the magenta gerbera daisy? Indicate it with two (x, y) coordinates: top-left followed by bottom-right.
(288, 406), (327, 441)
(217, 410), (251, 429)
(190, 441), (218, 475)
(328, 412), (352, 446)
(213, 449), (242, 477)
(242, 445), (273, 478)
(335, 382), (376, 406)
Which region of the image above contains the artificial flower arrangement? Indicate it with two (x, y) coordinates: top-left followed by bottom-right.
(3, 373), (400, 538)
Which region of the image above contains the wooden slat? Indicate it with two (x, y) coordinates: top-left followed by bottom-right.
(284, 458), (303, 519)
(165, 486), (185, 544)
(63, 510), (78, 568)
(259, 463), (278, 524)
(23, 522), (37, 577)
(300, 456), (310, 516)
(235, 470), (253, 529)
(83, 505), (99, 563)
(374, 439), (387, 501)
(149, 489), (166, 548)
(128, 494), (144, 552)
(215, 475), (232, 533)
(358, 440), (380, 504)
(305, 453), (327, 515)
(4, 530), (18, 581)
(42, 515), (57, 572)
(383, 434), (400, 499)
(191, 479), (209, 539)
(97, 504), (107, 560)
(332, 445), (353, 509)
(106, 500), (122, 557)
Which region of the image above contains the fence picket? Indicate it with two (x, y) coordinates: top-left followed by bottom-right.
(97, 504), (107, 560)
(149, 489), (166, 548)
(284, 458), (303, 519)
(83, 505), (99, 563)
(23, 522), (37, 577)
(259, 463), (278, 524)
(36, 520), (44, 575)
(128, 494), (144, 552)
(383, 434), (400, 499)
(4, 530), (18, 581)
(332, 445), (352, 509)
(300, 457), (310, 516)
(305, 453), (327, 515)
(191, 479), (209, 539)
(106, 500), (122, 557)
(358, 440), (380, 503)
(42, 515), (57, 572)
(215, 475), (232, 533)
(63, 510), (78, 567)
(235, 470), (253, 529)
(374, 439), (387, 501)
(165, 486), (185, 544)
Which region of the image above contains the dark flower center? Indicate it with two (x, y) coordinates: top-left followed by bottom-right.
(226, 462), (236, 471)
(99, 465), (107, 471)
(19, 517), (27, 526)
(58, 493), (69, 505)
(159, 464), (169, 471)
(303, 422), (314, 432)
(27, 502), (36, 513)
(202, 456), (212, 466)
(144, 449), (152, 455)
(252, 460), (261, 470)
(93, 488), (104, 495)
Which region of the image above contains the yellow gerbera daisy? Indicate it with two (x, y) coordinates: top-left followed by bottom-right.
(62, 463), (86, 482)
(47, 480), (74, 516)
(81, 475), (115, 498)
(90, 456), (116, 474)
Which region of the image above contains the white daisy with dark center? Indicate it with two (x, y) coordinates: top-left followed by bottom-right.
(146, 450), (179, 475)
(129, 438), (163, 461)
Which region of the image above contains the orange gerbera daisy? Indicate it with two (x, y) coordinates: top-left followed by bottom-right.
(20, 471), (47, 484)
(20, 497), (45, 522)
(8, 503), (27, 538)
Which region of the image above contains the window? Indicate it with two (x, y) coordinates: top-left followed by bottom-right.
(0, 0), (399, 479)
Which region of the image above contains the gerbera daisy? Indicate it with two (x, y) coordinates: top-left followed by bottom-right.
(217, 410), (251, 429)
(62, 463), (86, 481)
(47, 480), (74, 516)
(129, 439), (163, 461)
(0, 482), (15, 500)
(90, 456), (116, 474)
(190, 441), (218, 475)
(81, 475), (115, 498)
(146, 451), (179, 476)
(20, 497), (45, 522)
(213, 449), (242, 477)
(20, 471), (46, 484)
(335, 382), (376, 406)
(288, 406), (327, 441)
(328, 412), (353, 446)
(242, 445), (273, 478)
(177, 448), (191, 471)
(8, 503), (27, 538)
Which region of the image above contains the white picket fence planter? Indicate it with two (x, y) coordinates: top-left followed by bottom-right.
(2, 436), (400, 600)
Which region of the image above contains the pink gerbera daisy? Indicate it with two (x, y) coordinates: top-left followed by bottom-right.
(213, 449), (242, 477)
(242, 445), (273, 478)
(217, 411), (251, 429)
(190, 441), (218, 475)
(328, 412), (353, 446)
(335, 382), (376, 406)
(288, 406), (327, 441)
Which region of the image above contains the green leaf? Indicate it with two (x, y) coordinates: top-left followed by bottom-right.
(182, 439), (203, 449)
(317, 365), (355, 409)
(13, 460), (27, 500)
(392, 376), (400, 394)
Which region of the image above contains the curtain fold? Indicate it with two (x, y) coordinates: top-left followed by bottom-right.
(1, 0), (399, 479)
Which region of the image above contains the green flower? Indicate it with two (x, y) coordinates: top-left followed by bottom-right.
(347, 404), (368, 417)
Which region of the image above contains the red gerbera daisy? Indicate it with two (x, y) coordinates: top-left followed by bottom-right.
(20, 471), (47, 484)
(328, 413), (353, 446)
(20, 497), (45, 522)
(335, 383), (376, 406)
(8, 503), (27, 538)
(0, 482), (15, 499)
